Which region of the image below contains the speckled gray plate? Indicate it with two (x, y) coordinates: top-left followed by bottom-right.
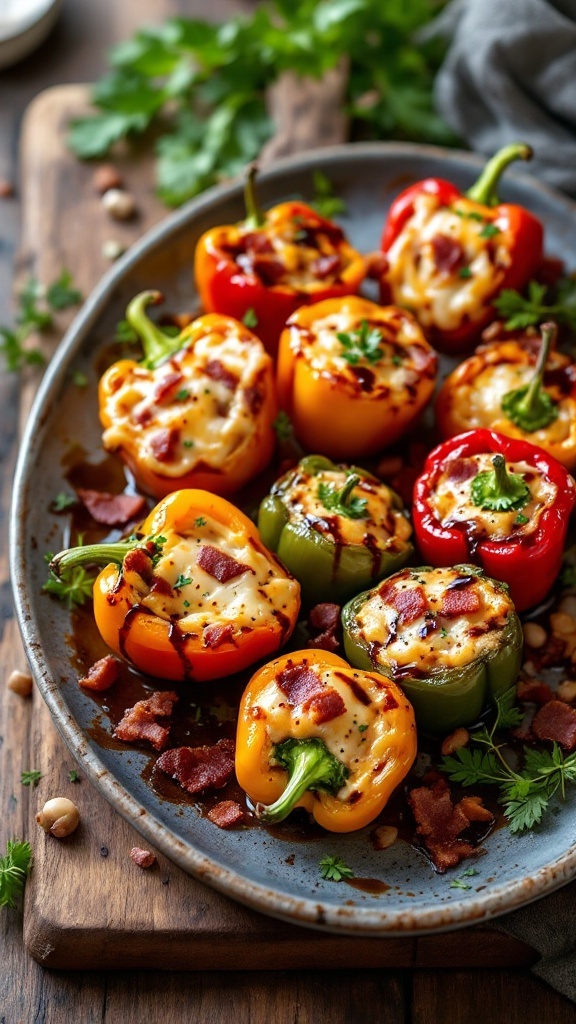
(11, 143), (576, 935)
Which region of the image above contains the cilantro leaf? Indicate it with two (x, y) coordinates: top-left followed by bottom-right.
(0, 840), (33, 909)
(319, 854), (354, 882)
(46, 270), (83, 310)
(337, 320), (385, 366)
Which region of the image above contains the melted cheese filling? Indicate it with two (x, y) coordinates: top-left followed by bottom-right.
(239, 223), (351, 289)
(102, 326), (270, 477)
(355, 567), (513, 671)
(454, 362), (574, 444)
(131, 518), (298, 632)
(289, 304), (428, 392)
(428, 454), (557, 540)
(385, 194), (512, 331)
(278, 467), (412, 549)
(254, 665), (390, 799)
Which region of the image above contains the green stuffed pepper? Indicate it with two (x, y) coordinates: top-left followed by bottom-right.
(257, 455), (413, 607)
(342, 564), (523, 735)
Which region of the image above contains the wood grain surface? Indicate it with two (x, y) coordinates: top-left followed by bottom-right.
(1, 1), (576, 1019)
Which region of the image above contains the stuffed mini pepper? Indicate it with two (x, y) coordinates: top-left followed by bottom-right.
(380, 144), (543, 353)
(276, 295), (437, 459)
(99, 291), (277, 499)
(412, 428), (576, 611)
(258, 454), (413, 606)
(342, 565), (523, 734)
(194, 165), (367, 355)
(236, 649), (416, 832)
(436, 322), (576, 470)
(48, 489), (301, 682)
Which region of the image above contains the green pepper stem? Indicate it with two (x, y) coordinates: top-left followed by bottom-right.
(466, 143), (533, 207)
(470, 455), (530, 512)
(243, 163), (265, 229)
(50, 540), (138, 577)
(127, 291), (184, 369)
(501, 322), (558, 432)
(491, 455), (518, 498)
(338, 473), (361, 509)
(256, 738), (349, 824)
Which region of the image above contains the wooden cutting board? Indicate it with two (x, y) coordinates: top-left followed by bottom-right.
(18, 84), (539, 971)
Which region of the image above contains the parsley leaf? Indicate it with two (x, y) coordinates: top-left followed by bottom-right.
(310, 170), (346, 219)
(20, 770), (42, 787)
(273, 410), (293, 441)
(242, 307), (259, 328)
(337, 320), (384, 366)
(51, 492), (77, 512)
(319, 855), (354, 882)
(0, 272), (82, 372)
(46, 270), (83, 310)
(0, 840), (33, 908)
(69, 770), (81, 783)
(318, 473), (368, 520)
(43, 538), (96, 609)
(174, 574), (192, 589)
(494, 278), (576, 332)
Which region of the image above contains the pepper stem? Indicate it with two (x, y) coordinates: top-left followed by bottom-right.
(470, 455), (530, 513)
(338, 473), (361, 509)
(501, 322), (558, 432)
(50, 540), (138, 577)
(256, 738), (349, 824)
(127, 291), (185, 369)
(466, 144), (533, 207)
(243, 163), (265, 229)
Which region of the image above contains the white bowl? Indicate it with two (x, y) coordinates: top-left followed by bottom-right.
(0, 0), (62, 70)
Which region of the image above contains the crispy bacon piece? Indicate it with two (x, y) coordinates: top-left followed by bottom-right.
(157, 738), (235, 794)
(408, 777), (490, 872)
(380, 581), (426, 625)
(243, 383), (265, 415)
(431, 234), (465, 275)
(532, 699), (576, 751)
(516, 678), (555, 705)
(440, 589), (481, 619)
(203, 623), (235, 649)
(445, 457), (477, 485)
(149, 427), (179, 463)
(130, 847), (156, 869)
(196, 544), (252, 583)
(76, 489), (146, 526)
(277, 663), (324, 705)
(207, 800), (245, 829)
(203, 359), (239, 391)
(251, 256), (285, 286)
(123, 546), (153, 582)
(79, 654), (119, 692)
(153, 370), (183, 403)
(115, 691), (179, 752)
(310, 254), (341, 279)
(241, 231), (274, 255)
(305, 689), (346, 724)
(308, 602), (341, 653)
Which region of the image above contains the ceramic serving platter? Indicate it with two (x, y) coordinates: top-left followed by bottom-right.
(11, 142), (576, 935)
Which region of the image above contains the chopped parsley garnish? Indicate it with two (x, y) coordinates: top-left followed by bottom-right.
(0, 840), (33, 908)
(176, 388), (190, 401)
(358, 724), (368, 733)
(68, 770), (81, 783)
(72, 370), (88, 387)
(20, 770), (42, 787)
(319, 855), (354, 882)
(514, 513), (529, 526)
(195, 517), (207, 527)
(318, 473), (368, 520)
(242, 307), (258, 328)
(480, 223), (501, 239)
(458, 266), (472, 279)
(273, 410), (293, 441)
(337, 320), (384, 366)
(183, 439), (194, 448)
(174, 574), (192, 589)
(1, 271), (82, 371)
(51, 492), (77, 512)
(43, 551), (95, 609)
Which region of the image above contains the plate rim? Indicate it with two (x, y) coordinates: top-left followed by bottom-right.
(11, 139), (576, 936)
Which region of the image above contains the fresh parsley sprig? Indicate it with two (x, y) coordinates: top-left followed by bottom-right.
(43, 539), (96, 610)
(0, 271), (82, 372)
(319, 854), (354, 882)
(0, 840), (33, 909)
(20, 770), (42, 788)
(441, 687), (576, 833)
(494, 278), (576, 333)
(337, 320), (384, 366)
(67, 2), (453, 208)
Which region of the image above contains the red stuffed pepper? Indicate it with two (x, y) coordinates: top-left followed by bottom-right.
(194, 165), (367, 356)
(412, 428), (576, 611)
(380, 144), (544, 354)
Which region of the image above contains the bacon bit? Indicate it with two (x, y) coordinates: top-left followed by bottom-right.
(149, 574), (173, 597)
(156, 739), (235, 794)
(204, 360), (238, 390)
(203, 623), (235, 649)
(130, 847), (156, 869)
(153, 371), (183, 403)
(304, 688), (346, 724)
(79, 654), (119, 692)
(196, 544), (253, 583)
(457, 796), (493, 823)
(532, 700), (576, 751)
(243, 384), (264, 415)
(310, 254), (341, 279)
(440, 589), (481, 619)
(277, 663), (323, 706)
(241, 231), (274, 255)
(308, 602), (341, 653)
(132, 403), (154, 426)
(251, 256), (285, 286)
(149, 428), (179, 463)
(408, 778), (489, 872)
(431, 234), (465, 275)
(115, 691), (179, 751)
(516, 678), (555, 705)
(380, 581), (426, 625)
(207, 800), (245, 829)
(123, 546), (153, 583)
(76, 489), (147, 526)
(366, 251), (389, 280)
(445, 458), (477, 485)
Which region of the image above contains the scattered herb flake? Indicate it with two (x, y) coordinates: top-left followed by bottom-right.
(273, 410), (293, 441)
(183, 439), (194, 448)
(20, 770), (42, 788)
(46, 270), (83, 310)
(68, 770), (81, 783)
(310, 170), (346, 219)
(51, 492), (77, 512)
(0, 840), (33, 908)
(337, 320), (384, 366)
(242, 308), (258, 328)
(72, 370), (88, 387)
(195, 517), (207, 527)
(176, 388), (190, 401)
(480, 223), (501, 239)
(319, 854), (354, 882)
(459, 266), (472, 279)
(514, 513), (529, 525)
(174, 574), (192, 589)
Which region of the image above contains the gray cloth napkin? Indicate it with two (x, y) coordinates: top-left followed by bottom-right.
(429, 0), (576, 193)
(429, 0), (576, 1001)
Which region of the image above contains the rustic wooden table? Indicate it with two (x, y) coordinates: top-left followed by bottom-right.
(1, 1), (576, 1020)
